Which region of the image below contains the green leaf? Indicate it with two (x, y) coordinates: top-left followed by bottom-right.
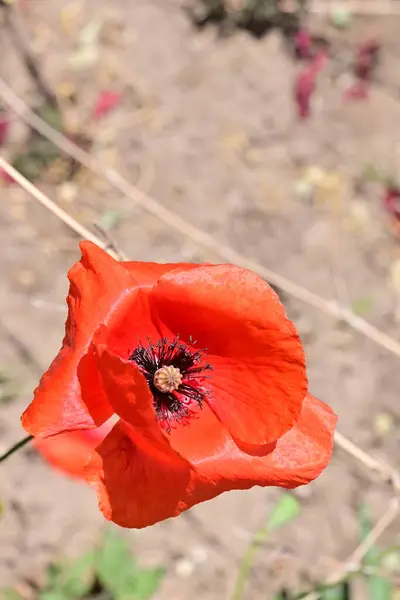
(55, 552), (95, 598)
(294, 580), (351, 600)
(0, 589), (24, 600)
(361, 164), (386, 183)
(320, 580), (351, 600)
(12, 134), (62, 181)
(358, 505), (392, 600)
(45, 564), (64, 590)
(366, 576), (392, 600)
(96, 528), (135, 592)
(352, 297), (374, 316)
(12, 152), (43, 181)
(274, 590), (290, 600)
(358, 504), (380, 565)
(28, 138), (61, 165)
(36, 105), (64, 133)
(96, 208), (125, 232)
(0, 368), (20, 404)
(40, 553), (95, 600)
(96, 528), (165, 600)
(39, 592), (68, 600)
(117, 567), (165, 600)
(266, 494), (301, 531)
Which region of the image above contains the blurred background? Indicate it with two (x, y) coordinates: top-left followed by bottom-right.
(1, 1), (400, 599)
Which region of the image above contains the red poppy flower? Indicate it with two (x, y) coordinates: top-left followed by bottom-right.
(343, 39), (380, 102)
(23, 242), (336, 528)
(294, 29), (313, 61)
(354, 39), (380, 82)
(295, 50), (328, 119)
(92, 90), (122, 120)
(383, 185), (400, 220)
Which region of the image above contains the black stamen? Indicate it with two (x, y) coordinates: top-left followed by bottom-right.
(129, 336), (213, 431)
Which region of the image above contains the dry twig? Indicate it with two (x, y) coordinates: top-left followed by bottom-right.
(0, 157), (124, 260)
(301, 497), (400, 600)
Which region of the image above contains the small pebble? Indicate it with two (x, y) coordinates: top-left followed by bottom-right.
(175, 558), (195, 578)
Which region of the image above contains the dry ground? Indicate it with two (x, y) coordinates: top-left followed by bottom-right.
(1, 1), (400, 598)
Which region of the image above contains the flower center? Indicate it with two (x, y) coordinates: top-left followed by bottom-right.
(153, 365), (183, 393)
(129, 336), (212, 431)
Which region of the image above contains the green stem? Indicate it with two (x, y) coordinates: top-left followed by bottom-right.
(0, 435), (33, 463)
(231, 526), (269, 600)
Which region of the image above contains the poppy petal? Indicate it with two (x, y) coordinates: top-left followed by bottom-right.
(151, 265), (307, 446)
(87, 392), (336, 528)
(124, 261), (200, 288)
(34, 421), (113, 480)
(103, 263), (201, 358)
(170, 393), (336, 491)
(21, 242), (136, 438)
(85, 348), (194, 528)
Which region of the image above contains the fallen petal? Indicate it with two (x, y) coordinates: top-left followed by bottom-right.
(92, 90), (122, 120)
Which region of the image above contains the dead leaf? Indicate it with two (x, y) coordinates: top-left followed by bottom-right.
(57, 81), (78, 102)
(60, 1), (83, 36)
(372, 412), (394, 437)
(68, 45), (99, 70)
(68, 17), (103, 71)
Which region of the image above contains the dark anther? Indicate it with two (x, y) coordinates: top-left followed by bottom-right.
(129, 336), (212, 431)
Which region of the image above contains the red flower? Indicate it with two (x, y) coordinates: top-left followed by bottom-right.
(92, 90), (122, 120)
(383, 185), (400, 220)
(295, 51), (328, 119)
(344, 39), (380, 102)
(0, 168), (15, 184)
(294, 29), (312, 60)
(354, 39), (380, 82)
(343, 80), (368, 102)
(23, 242), (336, 528)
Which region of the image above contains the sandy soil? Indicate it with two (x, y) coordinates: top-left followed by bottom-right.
(0, 1), (400, 598)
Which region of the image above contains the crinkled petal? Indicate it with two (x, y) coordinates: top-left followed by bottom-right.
(150, 265), (307, 446)
(101, 263), (201, 358)
(85, 348), (194, 528)
(21, 246), (201, 439)
(34, 421), (113, 480)
(124, 261), (200, 288)
(21, 242), (136, 438)
(170, 393), (337, 490)
(86, 390), (336, 528)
